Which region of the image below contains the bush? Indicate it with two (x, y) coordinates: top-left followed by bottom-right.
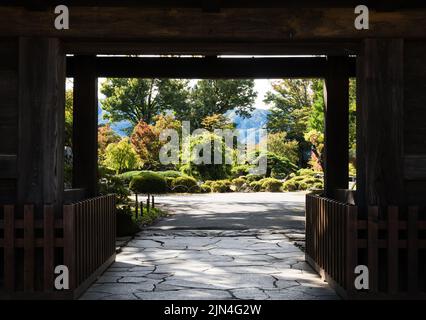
(230, 164), (252, 178)
(260, 178), (282, 192)
(232, 177), (246, 191)
(165, 177), (175, 192)
(249, 181), (262, 192)
(129, 172), (167, 194)
(245, 174), (264, 183)
(116, 206), (140, 237)
(281, 169), (324, 191)
(200, 184), (212, 193)
(210, 180), (232, 193)
(98, 169), (131, 205)
(118, 170), (148, 184)
(171, 176), (198, 193)
(157, 170), (183, 179)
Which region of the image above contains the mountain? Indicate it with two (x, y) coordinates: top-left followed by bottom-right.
(98, 103), (270, 141)
(226, 108), (269, 143)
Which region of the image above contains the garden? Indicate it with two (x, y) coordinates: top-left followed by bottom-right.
(64, 78), (357, 235)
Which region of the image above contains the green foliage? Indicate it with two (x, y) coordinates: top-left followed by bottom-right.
(282, 169), (323, 191)
(64, 88), (73, 147)
(129, 172), (167, 195)
(260, 178), (283, 192)
(103, 138), (141, 174)
(249, 181), (262, 192)
(245, 174), (264, 183)
(176, 80), (257, 128)
(98, 167), (131, 205)
(171, 176), (198, 193)
(101, 78), (189, 131)
(116, 206), (140, 237)
(265, 131), (299, 165)
(182, 131), (232, 180)
(230, 164), (252, 178)
(210, 180), (232, 193)
(200, 184), (212, 193)
(158, 170), (183, 179)
(231, 177), (246, 191)
(253, 151), (297, 179)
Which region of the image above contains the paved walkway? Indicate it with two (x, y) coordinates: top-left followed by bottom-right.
(82, 193), (338, 300)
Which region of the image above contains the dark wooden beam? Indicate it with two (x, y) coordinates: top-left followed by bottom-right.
(0, 7), (425, 40)
(17, 37), (65, 215)
(2, 0), (426, 10)
(72, 55), (98, 197)
(323, 56), (350, 197)
(356, 39), (404, 207)
(66, 56), (356, 79)
(63, 41), (360, 56)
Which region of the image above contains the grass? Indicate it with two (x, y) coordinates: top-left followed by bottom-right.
(130, 205), (167, 227)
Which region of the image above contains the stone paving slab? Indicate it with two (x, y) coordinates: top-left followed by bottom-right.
(82, 229), (338, 300)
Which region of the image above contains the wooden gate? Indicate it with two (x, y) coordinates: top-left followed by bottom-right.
(0, 194), (116, 299)
(306, 193), (426, 299)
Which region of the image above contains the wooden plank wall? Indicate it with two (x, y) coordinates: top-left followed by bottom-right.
(403, 41), (426, 205)
(0, 39), (18, 204)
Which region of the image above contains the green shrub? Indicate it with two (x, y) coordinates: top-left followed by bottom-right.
(246, 174), (264, 183)
(249, 181), (262, 192)
(282, 180), (299, 191)
(281, 170), (324, 191)
(260, 178), (282, 192)
(165, 177), (175, 192)
(129, 172), (167, 194)
(179, 164), (200, 179)
(118, 170), (148, 184)
(157, 170), (183, 179)
(211, 180), (232, 193)
(200, 184), (212, 193)
(232, 177), (246, 191)
(116, 206), (140, 237)
(230, 164), (252, 178)
(171, 176), (198, 193)
(99, 171), (131, 205)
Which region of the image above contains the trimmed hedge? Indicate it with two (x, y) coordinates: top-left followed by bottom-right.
(260, 178), (282, 192)
(171, 176), (199, 193)
(129, 172), (167, 194)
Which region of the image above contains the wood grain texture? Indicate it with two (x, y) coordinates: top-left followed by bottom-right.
(0, 7), (425, 40)
(357, 39), (404, 207)
(72, 55), (98, 197)
(17, 37), (65, 214)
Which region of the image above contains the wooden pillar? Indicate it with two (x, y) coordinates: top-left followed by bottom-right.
(357, 39), (404, 208)
(72, 55), (98, 197)
(18, 38), (65, 214)
(324, 56), (349, 198)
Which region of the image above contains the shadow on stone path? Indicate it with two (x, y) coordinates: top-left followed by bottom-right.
(82, 193), (338, 300)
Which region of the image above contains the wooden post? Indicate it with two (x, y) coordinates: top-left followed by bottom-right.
(72, 55), (98, 197)
(135, 193), (139, 218)
(17, 37), (65, 215)
(146, 194), (150, 213)
(356, 39), (404, 207)
(324, 56), (349, 198)
(152, 195), (155, 209)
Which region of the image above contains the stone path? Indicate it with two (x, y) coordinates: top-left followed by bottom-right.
(82, 229), (338, 300)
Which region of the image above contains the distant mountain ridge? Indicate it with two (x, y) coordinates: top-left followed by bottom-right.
(99, 104), (269, 140)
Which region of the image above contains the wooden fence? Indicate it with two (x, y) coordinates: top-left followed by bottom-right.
(306, 193), (426, 299)
(0, 194), (116, 299)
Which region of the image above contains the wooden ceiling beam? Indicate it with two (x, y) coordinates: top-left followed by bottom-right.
(66, 56), (356, 79)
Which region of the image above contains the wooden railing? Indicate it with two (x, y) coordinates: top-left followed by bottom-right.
(306, 193), (426, 299)
(64, 195), (116, 296)
(0, 194), (116, 299)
